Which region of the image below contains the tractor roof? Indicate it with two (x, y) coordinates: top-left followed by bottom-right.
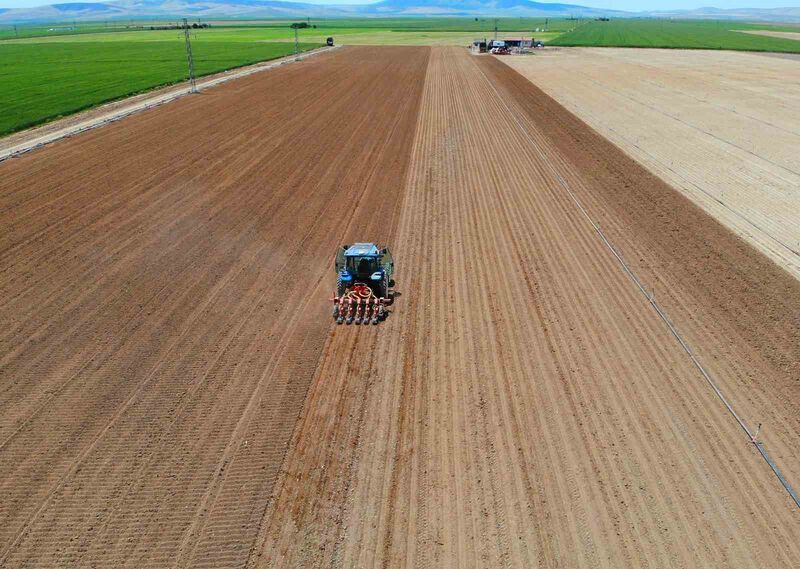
(344, 243), (380, 257)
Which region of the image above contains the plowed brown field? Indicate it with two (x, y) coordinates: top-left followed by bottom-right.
(256, 49), (800, 568)
(1, 46), (799, 569)
(0, 46), (428, 568)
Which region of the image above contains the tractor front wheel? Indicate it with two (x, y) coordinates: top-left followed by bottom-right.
(374, 274), (389, 300)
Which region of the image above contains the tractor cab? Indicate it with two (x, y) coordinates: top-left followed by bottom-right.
(341, 243), (383, 284)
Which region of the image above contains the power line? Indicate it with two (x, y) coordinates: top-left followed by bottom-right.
(182, 18), (197, 94)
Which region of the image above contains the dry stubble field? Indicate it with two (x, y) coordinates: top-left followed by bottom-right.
(505, 47), (800, 278)
(1, 45), (799, 568)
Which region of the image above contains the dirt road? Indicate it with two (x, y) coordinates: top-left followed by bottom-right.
(739, 29), (800, 41)
(1, 46), (799, 568)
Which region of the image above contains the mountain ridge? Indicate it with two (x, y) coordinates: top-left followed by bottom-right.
(1, 0), (798, 23)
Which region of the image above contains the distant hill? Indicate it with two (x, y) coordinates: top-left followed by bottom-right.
(0, 0), (353, 21)
(359, 0), (621, 16)
(0, 0), (623, 22)
(0, 0), (799, 23)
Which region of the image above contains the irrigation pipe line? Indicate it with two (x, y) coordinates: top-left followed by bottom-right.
(0, 45), (340, 164)
(475, 58), (800, 511)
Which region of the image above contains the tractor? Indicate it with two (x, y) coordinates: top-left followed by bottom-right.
(332, 243), (394, 325)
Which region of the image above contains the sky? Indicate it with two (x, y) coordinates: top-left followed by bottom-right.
(1, 0), (798, 10)
(571, 0), (796, 8)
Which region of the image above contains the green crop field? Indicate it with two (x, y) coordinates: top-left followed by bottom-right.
(0, 17), (572, 41)
(550, 19), (800, 53)
(0, 22), (147, 40)
(0, 38), (319, 136)
(1, 18), (569, 44)
(3, 15), (797, 137)
(0, 17), (567, 136)
(2, 26), (561, 46)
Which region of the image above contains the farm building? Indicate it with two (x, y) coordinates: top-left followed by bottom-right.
(471, 39), (487, 53)
(498, 38), (534, 48)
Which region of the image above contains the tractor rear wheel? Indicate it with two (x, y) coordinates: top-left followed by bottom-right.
(373, 274), (388, 299)
(382, 274), (391, 300)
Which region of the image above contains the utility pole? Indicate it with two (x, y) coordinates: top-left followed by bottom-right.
(494, 18), (498, 40)
(13, 24), (18, 38)
(182, 18), (197, 93)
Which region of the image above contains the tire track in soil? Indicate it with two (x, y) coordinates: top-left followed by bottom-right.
(0, 46), (429, 568)
(255, 47), (800, 568)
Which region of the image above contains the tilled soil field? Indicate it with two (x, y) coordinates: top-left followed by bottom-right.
(1, 46), (799, 568)
(0, 46), (428, 568)
(258, 47), (800, 568)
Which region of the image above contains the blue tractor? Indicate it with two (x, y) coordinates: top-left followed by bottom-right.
(332, 243), (394, 325)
